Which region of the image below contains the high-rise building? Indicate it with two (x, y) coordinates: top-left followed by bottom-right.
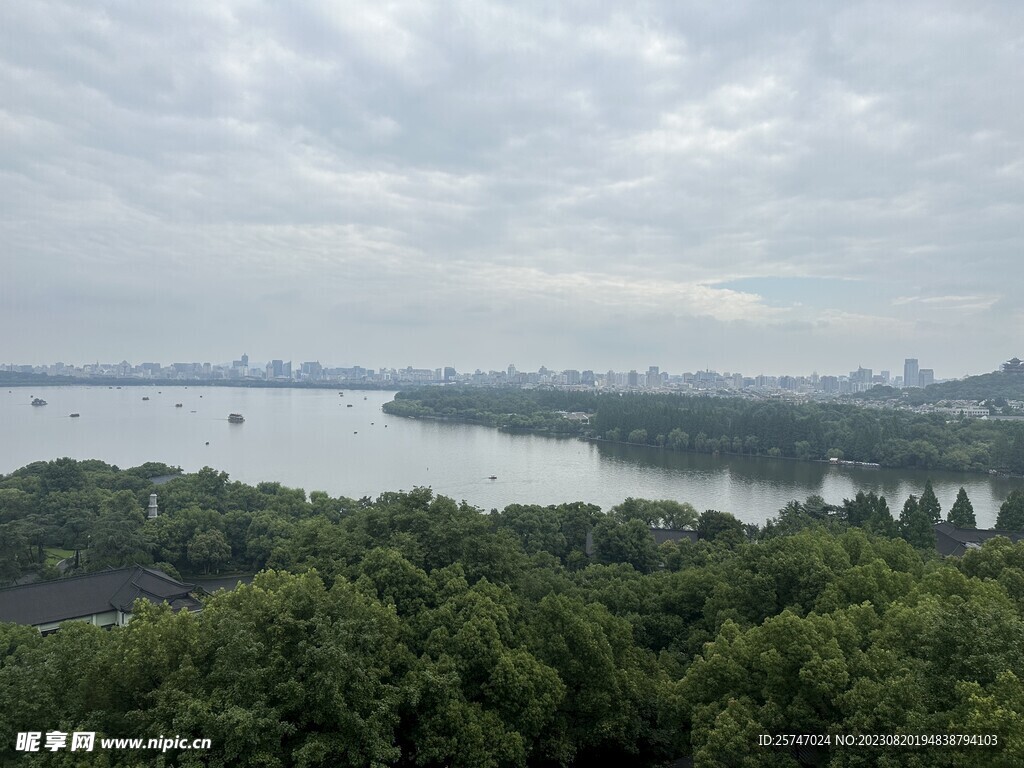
(904, 358), (919, 388)
(918, 368), (934, 387)
(844, 367), (872, 392)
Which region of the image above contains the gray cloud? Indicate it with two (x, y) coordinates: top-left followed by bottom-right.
(2, 0), (1023, 376)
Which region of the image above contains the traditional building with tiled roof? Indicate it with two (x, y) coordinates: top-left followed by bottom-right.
(0, 566), (201, 634)
(933, 521), (1024, 557)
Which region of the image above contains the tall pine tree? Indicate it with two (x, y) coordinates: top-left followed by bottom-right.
(948, 487), (976, 528)
(900, 494), (935, 550)
(996, 489), (1024, 531)
(919, 479), (941, 524)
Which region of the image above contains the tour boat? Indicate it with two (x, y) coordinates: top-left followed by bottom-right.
(228, 413), (244, 423)
(70, 413), (80, 418)
(31, 398), (47, 406)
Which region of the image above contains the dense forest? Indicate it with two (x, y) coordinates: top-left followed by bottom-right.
(383, 388), (1024, 474)
(3, 460), (1024, 765)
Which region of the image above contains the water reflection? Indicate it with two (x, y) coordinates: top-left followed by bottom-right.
(593, 440), (1021, 528)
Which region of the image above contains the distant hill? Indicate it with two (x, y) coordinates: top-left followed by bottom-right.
(854, 371), (1024, 404)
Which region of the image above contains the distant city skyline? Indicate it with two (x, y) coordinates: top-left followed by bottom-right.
(5, 350), (1008, 385)
(3, 3), (1023, 375)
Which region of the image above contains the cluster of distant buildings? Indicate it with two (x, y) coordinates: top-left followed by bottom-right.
(0, 358), (875, 394)
(832, 359), (936, 393)
(1, 354), (438, 386)
(3, 355), (1019, 403)
(900, 358), (935, 390)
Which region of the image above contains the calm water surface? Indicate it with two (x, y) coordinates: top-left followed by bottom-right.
(2, 386), (1021, 527)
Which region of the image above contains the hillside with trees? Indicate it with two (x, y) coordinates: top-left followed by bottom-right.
(854, 371), (1024, 405)
(2, 460), (1024, 765)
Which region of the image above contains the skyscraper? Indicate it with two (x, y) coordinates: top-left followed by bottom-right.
(904, 358), (919, 388)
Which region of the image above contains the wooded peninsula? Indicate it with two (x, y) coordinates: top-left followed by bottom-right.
(382, 388), (1024, 475)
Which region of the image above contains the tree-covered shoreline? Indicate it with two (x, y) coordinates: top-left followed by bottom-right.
(3, 460), (1024, 765)
(383, 388), (1024, 475)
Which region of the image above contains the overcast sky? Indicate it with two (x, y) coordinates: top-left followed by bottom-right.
(2, 1), (1022, 378)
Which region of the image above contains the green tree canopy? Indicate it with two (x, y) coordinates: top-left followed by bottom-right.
(919, 479), (942, 524)
(697, 510), (745, 548)
(997, 490), (1024, 532)
(899, 495), (936, 550)
(610, 498), (697, 530)
(591, 517), (659, 574)
(949, 487), (977, 528)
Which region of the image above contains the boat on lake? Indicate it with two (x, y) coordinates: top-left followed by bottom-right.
(70, 413), (80, 418)
(228, 413), (245, 423)
(31, 398), (47, 406)
(175, 403), (183, 408)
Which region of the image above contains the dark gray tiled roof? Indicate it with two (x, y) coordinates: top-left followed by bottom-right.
(0, 566), (199, 626)
(190, 574), (254, 594)
(934, 521), (1024, 557)
(651, 529), (700, 546)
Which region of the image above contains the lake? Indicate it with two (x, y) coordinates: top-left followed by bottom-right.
(2, 386), (1021, 527)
